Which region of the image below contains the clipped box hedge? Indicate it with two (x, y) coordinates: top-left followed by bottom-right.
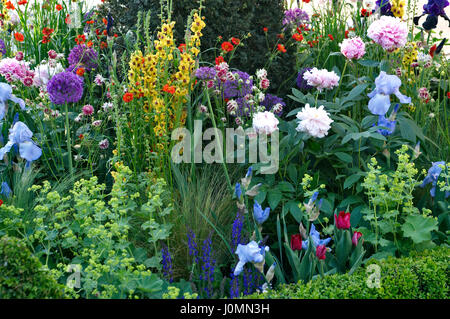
(0, 236), (65, 299)
(247, 247), (449, 299)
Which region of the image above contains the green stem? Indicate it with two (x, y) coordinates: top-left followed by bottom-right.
(64, 103), (73, 178)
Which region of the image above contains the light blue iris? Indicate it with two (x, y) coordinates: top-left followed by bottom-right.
(253, 200), (270, 225)
(421, 161), (449, 198)
(1, 182), (12, 198)
(233, 241), (268, 276)
(0, 121), (42, 164)
(367, 72), (411, 116)
(0, 83), (26, 121)
(302, 224), (332, 250)
(235, 182), (242, 199)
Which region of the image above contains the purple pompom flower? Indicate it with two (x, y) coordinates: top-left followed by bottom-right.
(67, 44), (98, 72)
(47, 71), (84, 105)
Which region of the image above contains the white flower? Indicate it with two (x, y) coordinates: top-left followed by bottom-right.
(252, 111), (279, 135)
(296, 104), (333, 138)
(256, 69), (268, 79)
(257, 92), (265, 102)
(33, 61), (64, 89)
(102, 102), (114, 111)
(94, 74), (105, 86)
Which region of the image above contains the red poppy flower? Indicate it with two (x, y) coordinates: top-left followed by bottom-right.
(76, 68), (85, 77)
(290, 234), (302, 251)
(75, 34), (86, 45)
(221, 41), (234, 52)
(14, 33), (24, 42)
(447, 92), (450, 99)
(87, 41), (93, 48)
(231, 37), (240, 45)
(18, 0), (27, 5)
(328, 34), (334, 41)
(292, 33), (303, 42)
(56, 4), (62, 11)
(163, 84), (176, 95)
(303, 0), (311, 2)
(5, 1), (15, 10)
(277, 44), (287, 53)
(123, 92), (134, 103)
(178, 43), (186, 53)
(263, 27), (268, 32)
(215, 56), (225, 65)
(79, 134), (84, 140)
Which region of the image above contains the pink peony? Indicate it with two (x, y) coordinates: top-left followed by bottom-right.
(340, 36), (366, 60)
(302, 68), (340, 92)
(367, 16), (408, 52)
(0, 58), (35, 86)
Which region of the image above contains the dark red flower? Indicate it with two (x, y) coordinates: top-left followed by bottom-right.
(447, 92), (450, 99)
(316, 245), (327, 260)
(291, 234), (303, 251)
(429, 44), (437, 58)
(352, 231), (363, 246)
(335, 211), (351, 229)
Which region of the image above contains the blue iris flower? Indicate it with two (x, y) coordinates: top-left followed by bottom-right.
(1, 182), (12, 198)
(0, 83), (26, 121)
(0, 121), (42, 164)
(376, 104), (400, 136)
(233, 241), (268, 276)
(421, 161), (449, 198)
(367, 72), (411, 116)
(253, 200), (270, 225)
(302, 224), (332, 250)
(246, 166), (252, 178)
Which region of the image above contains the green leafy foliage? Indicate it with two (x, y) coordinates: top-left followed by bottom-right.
(0, 236), (65, 299)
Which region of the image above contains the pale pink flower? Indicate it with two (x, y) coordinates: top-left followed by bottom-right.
(340, 37), (365, 60)
(367, 16), (408, 52)
(302, 68), (340, 92)
(252, 111), (279, 135)
(296, 104), (333, 138)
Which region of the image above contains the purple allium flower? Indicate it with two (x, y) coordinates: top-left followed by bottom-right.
(260, 94), (285, 116)
(47, 71), (84, 105)
(296, 68), (313, 91)
(0, 39), (6, 57)
(67, 44), (98, 72)
(161, 244), (173, 283)
(283, 8), (310, 26)
(195, 67), (216, 81)
(220, 70), (253, 100)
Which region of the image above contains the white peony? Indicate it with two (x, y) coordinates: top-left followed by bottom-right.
(252, 111), (279, 135)
(33, 61), (64, 89)
(296, 104), (333, 138)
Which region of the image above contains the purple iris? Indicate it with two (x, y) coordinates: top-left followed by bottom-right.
(253, 200), (270, 225)
(301, 224), (332, 250)
(414, 0), (450, 30)
(376, 0), (393, 16)
(376, 104), (400, 136)
(233, 241), (268, 276)
(421, 161), (449, 198)
(367, 72), (411, 116)
(0, 121), (42, 163)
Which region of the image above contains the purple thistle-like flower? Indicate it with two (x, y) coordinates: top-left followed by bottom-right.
(297, 68), (313, 91)
(67, 44), (98, 72)
(283, 8), (310, 26)
(220, 70), (253, 100)
(161, 245), (174, 283)
(195, 67), (216, 81)
(47, 71), (84, 105)
(260, 94), (285, 116)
